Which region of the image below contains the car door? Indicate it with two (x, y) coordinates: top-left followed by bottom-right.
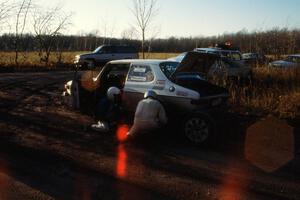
(123, 64), (155, 112)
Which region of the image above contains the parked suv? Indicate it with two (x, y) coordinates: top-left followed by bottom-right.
(64, 52), (229, 145)
(74, 45), (138, 69)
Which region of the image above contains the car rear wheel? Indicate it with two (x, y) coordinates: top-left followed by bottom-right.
(183, 114), (215, 145)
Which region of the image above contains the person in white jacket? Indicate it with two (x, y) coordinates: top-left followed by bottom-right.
(127, 90), (167, 136)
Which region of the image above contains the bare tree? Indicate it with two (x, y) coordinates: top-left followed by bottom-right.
(0, 0), (15, 31)
(14, 0), (32, 66)
(121, 26), (137, 41)
(33, 5), (72, 65)
(147, 25), (160, 56)
(131, 0), (158, 59)
(100, 16), (116, 45)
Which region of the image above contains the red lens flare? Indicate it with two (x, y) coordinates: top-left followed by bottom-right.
(116, 124), (129, 178)
(116, 124), (129, 142)
(116, 145), (127, 178)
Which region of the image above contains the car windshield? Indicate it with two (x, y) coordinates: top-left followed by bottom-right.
(174, 53), (187, 62)
(93, 46), (102, 53)
(159, 62), (180, 79)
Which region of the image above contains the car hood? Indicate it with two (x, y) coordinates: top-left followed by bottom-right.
(172, 51), (219, 77)
(79, 53), (94, 58)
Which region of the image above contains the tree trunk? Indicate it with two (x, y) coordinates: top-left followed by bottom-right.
(15, 36), (19, 67)
(142, 30), (145, 59)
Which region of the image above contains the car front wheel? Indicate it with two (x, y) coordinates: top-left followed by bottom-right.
(183, 114), (215, 145)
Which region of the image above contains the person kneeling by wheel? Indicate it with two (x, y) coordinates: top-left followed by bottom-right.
(91, 87), (122, 132)
(127, 90), (168, 138)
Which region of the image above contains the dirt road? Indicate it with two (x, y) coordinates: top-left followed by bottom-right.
(0, 71), (299, 200)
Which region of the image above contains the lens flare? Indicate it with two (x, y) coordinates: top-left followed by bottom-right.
(80, 71), (99, 92)
(116, 124), (129, 178)
(116, 145), (127, 178)
(245, 116), (294, 172)
(116, 124), (129, 142)
(219, 166), (249, 200)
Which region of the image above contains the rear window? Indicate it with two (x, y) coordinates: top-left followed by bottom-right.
(159, 62), (179, 79)
(127, 65), (154, 82)
(101, 46), (113, 54)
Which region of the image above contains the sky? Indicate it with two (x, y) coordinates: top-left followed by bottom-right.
(26, 0), (300, 38)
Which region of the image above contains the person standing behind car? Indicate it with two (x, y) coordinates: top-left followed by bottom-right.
(127, 90), (167, 137)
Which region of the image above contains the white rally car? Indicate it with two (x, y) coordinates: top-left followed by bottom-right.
(64, 52), (229, 144)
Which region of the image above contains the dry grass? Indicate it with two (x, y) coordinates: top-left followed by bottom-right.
(228, 67), (300, 118)
(0, 51), (86, 69)
(0, 51), (179, 68)
(141, 52), (178, 59)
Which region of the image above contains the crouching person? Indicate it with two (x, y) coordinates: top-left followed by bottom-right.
(127, 90), (167, 137)
(91, 87), (122, 132)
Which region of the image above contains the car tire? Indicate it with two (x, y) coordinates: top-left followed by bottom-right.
(182, 113), (215, 145)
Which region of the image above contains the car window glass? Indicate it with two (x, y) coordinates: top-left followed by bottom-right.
(289, 56), (300, 63)
(128, 65), (154, 82)
(101, 46), (112, 54)
(160, 62), (179, 79)
(93, 46), (102, 53)
(221, 51), (230, 58)
(115, 47), (124, 53)
(125, 47), (135, 53)
(107, 64), (130, 76)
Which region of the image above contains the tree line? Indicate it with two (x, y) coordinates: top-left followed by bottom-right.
(1, 27), (300, 56)
(1, 0), (299, 67)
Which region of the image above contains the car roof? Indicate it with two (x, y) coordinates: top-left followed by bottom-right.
(109, 59), (177, 65)
(288, 54), (300, 57)
(195, 47), (240, 53)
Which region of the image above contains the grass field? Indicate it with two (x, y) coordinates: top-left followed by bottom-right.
(0, 51), (179, 68)
(0, 51), (299, 119)
(229, 67), (300, 118)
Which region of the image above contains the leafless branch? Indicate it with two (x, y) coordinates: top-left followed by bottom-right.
(33, 5), (72, 64)
(131, 0), (158, 58)
(0, 0), (16, 32)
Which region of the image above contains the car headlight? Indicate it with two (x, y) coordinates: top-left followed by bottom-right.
(74, 55), (80, 62)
